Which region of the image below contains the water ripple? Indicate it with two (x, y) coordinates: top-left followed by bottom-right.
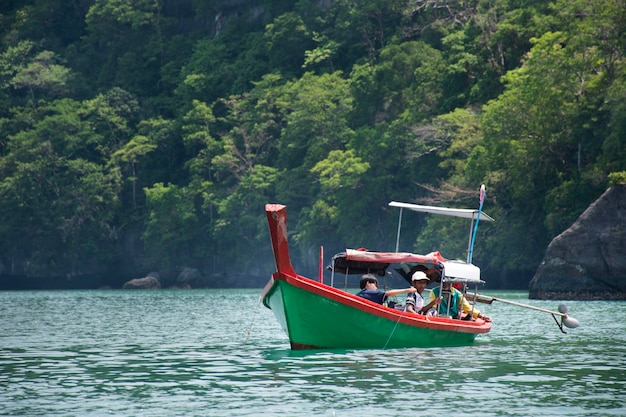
(1, 290), (624, 416)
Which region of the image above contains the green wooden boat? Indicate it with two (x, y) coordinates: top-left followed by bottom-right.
(261, 202), (494, 350)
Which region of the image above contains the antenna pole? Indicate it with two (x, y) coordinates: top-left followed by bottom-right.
(468, 185), (486, 264)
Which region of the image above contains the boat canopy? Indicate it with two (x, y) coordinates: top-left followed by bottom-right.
(343, 249), (484, 284)
(441, 260), (483, 284)
(345, 249), (445, 265)
(326, 249), (444, 277)
(327, 251), (389, 276)
(389, 201), (495, 222)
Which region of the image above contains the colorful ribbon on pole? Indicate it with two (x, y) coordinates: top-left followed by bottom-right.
(468, 184), (485, 264)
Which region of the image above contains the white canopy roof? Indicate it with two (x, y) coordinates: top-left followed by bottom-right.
(389, 201), (495, 222)
(441, 261), (483, 283)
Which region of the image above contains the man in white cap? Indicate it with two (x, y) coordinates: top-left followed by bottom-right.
(405, 270), (442, 314)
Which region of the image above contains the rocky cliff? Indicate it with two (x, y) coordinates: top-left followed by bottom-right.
(529, 184), (626, 300)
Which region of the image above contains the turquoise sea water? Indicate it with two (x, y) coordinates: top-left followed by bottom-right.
(1, 288), (624, 416)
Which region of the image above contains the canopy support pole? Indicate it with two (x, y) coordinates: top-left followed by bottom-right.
(395, 208), (403, 252)
(466, 219), (474, 263)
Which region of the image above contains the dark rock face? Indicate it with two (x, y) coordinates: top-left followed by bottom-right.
(529, 185), (626, 300)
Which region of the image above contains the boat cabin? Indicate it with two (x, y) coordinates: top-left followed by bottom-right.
(326, 248), (486, 317)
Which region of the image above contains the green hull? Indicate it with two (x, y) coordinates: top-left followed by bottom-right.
(264, 276), (483, 350)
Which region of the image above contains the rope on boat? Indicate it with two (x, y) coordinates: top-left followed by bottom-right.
(382, 308), (405, 350)
(243, 295), (262, 345)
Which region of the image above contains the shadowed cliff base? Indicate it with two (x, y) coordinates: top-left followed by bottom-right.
(530, 184), (626, 300)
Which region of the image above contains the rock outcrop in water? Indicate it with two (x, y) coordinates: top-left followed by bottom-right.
(123, 272), (161, 289)
(529, 184), (626, 300)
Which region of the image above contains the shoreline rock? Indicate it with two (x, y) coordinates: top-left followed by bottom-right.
(123, 272), (161, 289)
(529, 184), (626, 300)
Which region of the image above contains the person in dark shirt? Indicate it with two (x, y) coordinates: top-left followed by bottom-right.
(355, 274), (416, 305)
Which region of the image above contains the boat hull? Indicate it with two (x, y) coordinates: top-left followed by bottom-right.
(262, 273), (490, 350)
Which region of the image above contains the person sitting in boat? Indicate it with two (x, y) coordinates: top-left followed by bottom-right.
(427, 272), (491, 322)
(356, 274), (416, 305)
(405, 271), (442, 314)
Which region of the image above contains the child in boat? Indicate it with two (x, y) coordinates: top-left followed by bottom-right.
(356, 274), (416, 304)
(405, 271), (442, 314)
(427, 270), (491, 322)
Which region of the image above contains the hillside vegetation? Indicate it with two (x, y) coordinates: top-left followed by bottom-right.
(1, 0), (625, 288)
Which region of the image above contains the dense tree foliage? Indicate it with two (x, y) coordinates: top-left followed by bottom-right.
(0, 0), (624, 288)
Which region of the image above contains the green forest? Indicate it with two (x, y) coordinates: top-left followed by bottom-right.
(1, 0), (625, 289)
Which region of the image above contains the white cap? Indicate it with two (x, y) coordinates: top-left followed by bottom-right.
(411, 271), (428, 281)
